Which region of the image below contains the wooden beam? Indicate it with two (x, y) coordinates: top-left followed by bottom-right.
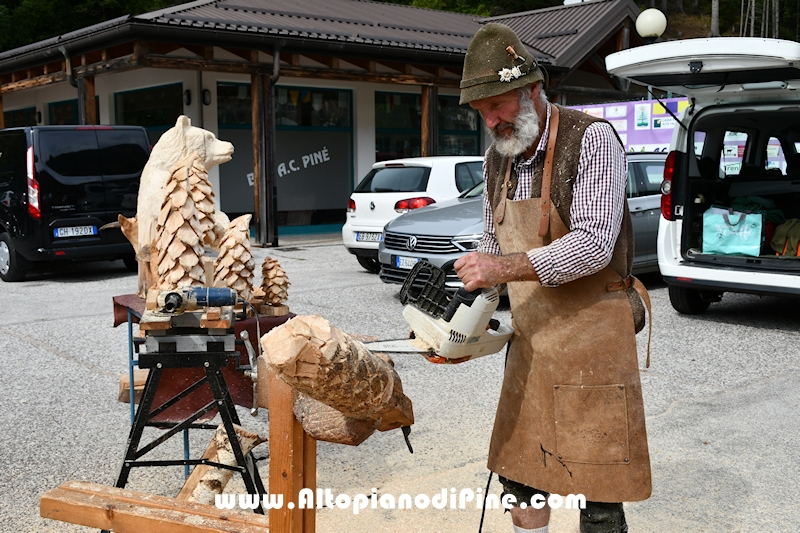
(379, 61), (412, 74)
(421, 85), (438, 157)
(252, 72), (266, 246)
(221, 46), (254, 61)
(304, 54), (339, 69)
(78, 76), (97, 125)
(288, 53), (301, 67)
(269, 372), (315, 533)
(345, 58), (376, 72)
(147, 42), (183, 55)
(1, 72), (68, 94)
(415, 64), (445, 77)
(40, 480), (271, 533)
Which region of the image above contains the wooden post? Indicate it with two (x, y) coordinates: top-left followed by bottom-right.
(77, 76), (96, 125)
(251, 71), (266, 246)
(0, 96), (4, 129)
(269, 371), (316, 533)
(420, 85), (438, 157)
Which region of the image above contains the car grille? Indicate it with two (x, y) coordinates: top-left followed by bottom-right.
(380, 265), (461, 292)
(384, 231), (459, 254)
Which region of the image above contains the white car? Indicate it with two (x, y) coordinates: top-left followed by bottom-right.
(342, 156), (484, 272)
(607, 38), (800, 314)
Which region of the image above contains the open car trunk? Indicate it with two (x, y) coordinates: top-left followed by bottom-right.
(680, 104), (800, 272)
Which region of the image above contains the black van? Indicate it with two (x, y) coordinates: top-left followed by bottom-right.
(0, 125), (150, 281)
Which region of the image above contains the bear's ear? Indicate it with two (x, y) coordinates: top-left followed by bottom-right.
(175, 115), (192, 129)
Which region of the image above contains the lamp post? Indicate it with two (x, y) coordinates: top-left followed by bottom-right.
(636, 8), (667, 44)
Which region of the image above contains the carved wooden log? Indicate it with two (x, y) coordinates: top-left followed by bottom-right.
(261, 315), (414, 431)
(293, 392), (379, 446)
(214, 215), (255, 301)
(183, 424), (266, 505)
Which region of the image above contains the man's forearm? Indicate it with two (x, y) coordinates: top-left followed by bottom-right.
(454, 251), (539, 292)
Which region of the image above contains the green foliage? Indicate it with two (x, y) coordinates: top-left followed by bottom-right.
(0, 0), (182, 52)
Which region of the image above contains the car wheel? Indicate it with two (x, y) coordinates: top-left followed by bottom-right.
(122, 253), (139, 273)
(0, 233), (27, 282)
(357, 256), (381, 274)
(668, 285), (711, 315)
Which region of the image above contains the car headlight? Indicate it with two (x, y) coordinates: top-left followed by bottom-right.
(451, 234), (482, 252)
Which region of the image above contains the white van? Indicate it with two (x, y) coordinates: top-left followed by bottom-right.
(607, 38), (800, 313)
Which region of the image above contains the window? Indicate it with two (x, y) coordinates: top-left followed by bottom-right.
(48, 99), (99, 125)
(626, 163), (639, 198)
(375, 92), (421, 161)
(115, 84), (183, 144)
(354, 166), (431, 193)
(276, 87), (351, 128)
(4, 107), (36, 127)
(39, 130), (100, 177)
(721, 130), (748, 176)
(438, 95), (480, 156)
(641, 163), (665, 194)
(765, 136), (784, 171)
(455, 161), (483, 192)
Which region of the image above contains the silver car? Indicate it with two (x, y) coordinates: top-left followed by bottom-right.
(378, 152), (666, 290)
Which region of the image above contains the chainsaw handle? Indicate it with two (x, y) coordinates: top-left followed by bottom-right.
(443, 286), (481, 322)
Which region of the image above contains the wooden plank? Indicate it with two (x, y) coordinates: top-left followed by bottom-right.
(269, 372), (306, 533)
(303, 432), (316, 533)
(118, 369), (149, 404)
(40, 480), (270, 533)
(1, 72), (68, 94)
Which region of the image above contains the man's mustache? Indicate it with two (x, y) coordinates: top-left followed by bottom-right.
(492, 122), (515, 136)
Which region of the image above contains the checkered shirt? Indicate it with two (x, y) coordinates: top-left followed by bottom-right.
(478, 102), (627, 287)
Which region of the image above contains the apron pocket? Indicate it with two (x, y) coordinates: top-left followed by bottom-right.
(553, 384), (630, 465)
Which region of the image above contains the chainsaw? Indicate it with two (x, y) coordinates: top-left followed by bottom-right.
(366, 261), (513, 364)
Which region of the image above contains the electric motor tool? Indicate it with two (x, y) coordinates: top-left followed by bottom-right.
(367, 261), (513, 363)
(157, 287), (239, 313)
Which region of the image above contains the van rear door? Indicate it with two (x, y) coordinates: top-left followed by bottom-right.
(606, 38), (800, 101)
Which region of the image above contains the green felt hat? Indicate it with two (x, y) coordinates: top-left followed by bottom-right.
(460, 23), (544, 105)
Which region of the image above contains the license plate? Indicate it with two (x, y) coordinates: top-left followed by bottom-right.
(396, 256), (420, 269)
(54, 225), (97, 238)
(356, 232), (382, 242)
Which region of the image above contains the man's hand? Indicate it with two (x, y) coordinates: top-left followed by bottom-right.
(454, 252), (539, 292)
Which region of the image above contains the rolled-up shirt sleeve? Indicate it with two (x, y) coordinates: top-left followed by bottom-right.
(527, 122), (627, 286)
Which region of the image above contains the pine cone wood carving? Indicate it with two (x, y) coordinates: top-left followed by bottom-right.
(183, 152), (223, 247)
(260, 256), (290, 305)
(214, 214), (255, 300)
(154, 154), (206, 289)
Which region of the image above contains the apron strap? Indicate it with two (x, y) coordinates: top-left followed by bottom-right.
(608, 275), (653, 368)
(494, 157), (513, 225)
(539, 105), (560, 238)
(633, 277), (653, 368)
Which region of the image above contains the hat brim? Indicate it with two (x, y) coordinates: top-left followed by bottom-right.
(459, 68), (544, 105)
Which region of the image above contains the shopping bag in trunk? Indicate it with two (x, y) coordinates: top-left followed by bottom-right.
(702, 207), (762, 257)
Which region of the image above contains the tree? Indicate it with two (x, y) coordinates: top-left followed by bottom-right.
(0, 0), (181, 52)
(710, 0), (721, 35)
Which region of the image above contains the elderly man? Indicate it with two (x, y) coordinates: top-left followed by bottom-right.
(454, 23), (651, 533)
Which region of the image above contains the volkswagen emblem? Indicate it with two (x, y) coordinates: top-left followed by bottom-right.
(406, 236), (417, 251)
(369, 201), (376, 210)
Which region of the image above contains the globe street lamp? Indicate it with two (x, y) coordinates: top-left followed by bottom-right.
(636, 8), (667, 44)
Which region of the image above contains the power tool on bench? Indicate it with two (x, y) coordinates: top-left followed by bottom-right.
(366, 260), (513, 364)
(157, 286), (239, 313)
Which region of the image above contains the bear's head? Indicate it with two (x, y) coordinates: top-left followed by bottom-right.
(151, 116), (234, 171)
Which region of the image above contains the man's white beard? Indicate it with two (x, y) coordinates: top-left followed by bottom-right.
(489, 94), (540, 157)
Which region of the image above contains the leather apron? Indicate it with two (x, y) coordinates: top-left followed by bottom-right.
(487, 114), (652, 503)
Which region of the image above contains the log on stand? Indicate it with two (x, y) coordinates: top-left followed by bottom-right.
(293, 393), (380, 446)
(260, 315), (414, 431)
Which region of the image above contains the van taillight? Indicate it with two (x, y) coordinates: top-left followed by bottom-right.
(26, 145), (41, 220)
(661, 151), (677, 221)
(395, 197), (435, 213)
(347, 199), (356, 213)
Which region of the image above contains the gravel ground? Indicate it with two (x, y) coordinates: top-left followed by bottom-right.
(1, 233), (798, 532)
